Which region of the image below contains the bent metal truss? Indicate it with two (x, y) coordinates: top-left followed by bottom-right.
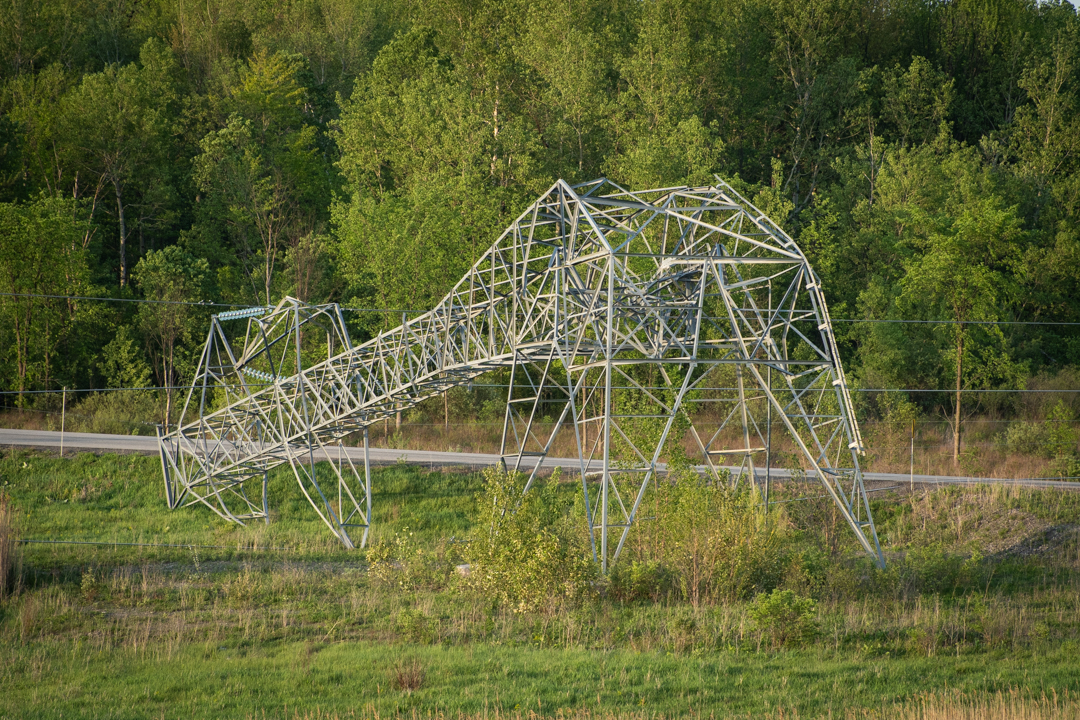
(158, 178), (884, 569)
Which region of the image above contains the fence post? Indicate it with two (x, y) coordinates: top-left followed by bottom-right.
(60, 386), (67, 459)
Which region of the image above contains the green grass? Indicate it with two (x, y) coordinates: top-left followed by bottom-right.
(1, 448), (1079, 719)
(6, 639), (1080, 719)
(5, 449), (487, 563)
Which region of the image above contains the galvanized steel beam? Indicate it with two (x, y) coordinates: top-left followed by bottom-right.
(158, 178), (884, 568)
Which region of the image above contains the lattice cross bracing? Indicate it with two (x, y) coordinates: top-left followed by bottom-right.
(158, 178), (884, 569)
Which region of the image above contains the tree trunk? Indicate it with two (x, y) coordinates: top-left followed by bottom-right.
(43, 314), (51, 391)
(953, 327), (963, 466)
(581, 380), (588, 451)
(164, 353), (173, 431)
(14, 303), (29, 408)
(165, 387), (173, 432)
(264, 226), (275, 306)
(114, 180), (127, 287)
(577, 126), (584, 173)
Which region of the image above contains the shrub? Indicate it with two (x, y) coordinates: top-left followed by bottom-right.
(69, 391), (161, 435)
(1002, 421), (1047, 456)
(395, 608), (436, 643)
(1046, 400), (1079, 476)
(900, 545), (983, 594)
(365, 529), (455, 591)
(779, 547), (831, 597)
(364, 538), (398, 587)
(609, 560), (675, 603)
(1001, 401), (1078, 463)
(634, 469), (786, 605)
(464, 465), (596, 613)
(80, 568), (100, 602)
(749, 589), (818, 648)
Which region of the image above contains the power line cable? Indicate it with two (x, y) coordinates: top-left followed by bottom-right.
(3, 292), (1079, 326)
(17, 539), (298, 552)
(0, 405), (1074, 432)
(1, 400), (1075, 428)
(831, 318), (1080, 327)
(2, 384), (1079, 396)
(0, 386), (1075, 397)
(0, 292), (414, 313)
(0, 292), (246, 308)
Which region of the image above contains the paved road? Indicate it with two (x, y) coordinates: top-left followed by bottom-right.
(2, 428), (1078, 491)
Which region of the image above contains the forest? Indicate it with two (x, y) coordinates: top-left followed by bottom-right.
(0, 0), (1078, 458)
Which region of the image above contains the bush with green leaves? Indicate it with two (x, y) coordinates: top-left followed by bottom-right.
(464, 465), (596, 614)
(896, 544), (984, 595)
(0, 493), (20, 600)
(749, 589), (818, 649)
(609, 560), (676, 603)
(626, 468), (787, 606)
(67, 391), (161, 435)
(395, 608), (436, 643)
(365, 528), (456, 592)
(1046, 400), (1080, 477)
(1000, 401), (1078, 466)
(1002, 421), (1048, 456)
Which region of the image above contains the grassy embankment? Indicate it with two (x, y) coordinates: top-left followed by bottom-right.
(1, 449), (1079, 719)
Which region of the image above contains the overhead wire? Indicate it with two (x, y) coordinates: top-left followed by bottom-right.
(2, 291), (1078, 326)
(17, 539), (298, 552)
(1, 384), (1079, 395)
(0, 292), (415, 313)
(3, 293), (1077, 399)
(0, 402), (1074, 434)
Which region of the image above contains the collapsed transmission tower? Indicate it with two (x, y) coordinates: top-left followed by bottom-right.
(158, 178), (884, 568)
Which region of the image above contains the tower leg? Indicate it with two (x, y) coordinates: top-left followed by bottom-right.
(362, 428), (372, 548)
(262, 471), (269, 525)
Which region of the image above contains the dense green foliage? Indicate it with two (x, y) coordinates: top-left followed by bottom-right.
(749, 589), (819, 648)
(463, 465), (597, 613)
(612, 470), (787, 606)
(0, 0), (1079, 435)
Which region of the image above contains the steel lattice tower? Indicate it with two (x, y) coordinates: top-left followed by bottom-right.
(158, 178), (884, 569)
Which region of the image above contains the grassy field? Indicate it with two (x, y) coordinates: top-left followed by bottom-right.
(1, 448), (1079, 719)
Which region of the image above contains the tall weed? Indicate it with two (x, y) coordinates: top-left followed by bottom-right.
(0, 493), (20, 600)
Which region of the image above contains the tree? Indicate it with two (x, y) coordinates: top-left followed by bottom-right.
(4, 64), (74, 198)
(194, 116), (292, 305)
(0, 195), (90, 402)
(900, 191), (1024, 464)
(97, 324), (152, 389)
(333, 28), (530, 333)
(881, 56), (954, 147)
(193, 50), (332, 305)
(603, 0), (725, 188)
(1011, 25), (1080, 199)
(517, 3), (614, 180)
(61, 38), (181, 286)
(133, 245), (210, 429)
(764, 0), (864, 216)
